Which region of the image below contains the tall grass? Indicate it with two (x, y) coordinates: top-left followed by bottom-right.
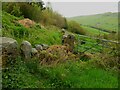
(2, 11), (62, 46)
(2, 57), (118, 88)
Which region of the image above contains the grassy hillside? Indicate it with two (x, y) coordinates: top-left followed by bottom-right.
(69, 12), (118, 32)
(81, 26), (109, 37)
(2, 11), (118, 88)
(2, 11), (62, 46)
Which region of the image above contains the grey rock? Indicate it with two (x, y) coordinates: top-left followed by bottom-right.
(35, 44), (43, 51)
(0, 37), (18, 67)
(0, 37), (18, 55)
(20, 41), (32, 60)
(41, 44), (49, 50)
(31, 48), (38, 56)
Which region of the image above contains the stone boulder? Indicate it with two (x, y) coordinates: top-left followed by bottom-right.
(31, 48), (38, 57)
(41, 44), (49, 50)
(35, 44), (43, 51)
(35, 44), (49, 51)
(0, 37), (18, 67)
(20, 41), (32, 60)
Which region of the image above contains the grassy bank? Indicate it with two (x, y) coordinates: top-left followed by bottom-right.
(2, 11), (118, 88)
(2, 56), (118, 88)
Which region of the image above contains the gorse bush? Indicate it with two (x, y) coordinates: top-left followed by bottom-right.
(67, 20), (86, 35)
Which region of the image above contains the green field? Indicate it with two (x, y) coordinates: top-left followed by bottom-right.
(81, 25), (109, 36)
(69, 12), (118, 32)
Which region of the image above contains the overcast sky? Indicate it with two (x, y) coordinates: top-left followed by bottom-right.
(49, 2), (118, 17)
(3, 0), (118, 17)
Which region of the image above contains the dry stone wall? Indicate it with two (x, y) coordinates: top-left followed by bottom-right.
(1, 34), (76, 67)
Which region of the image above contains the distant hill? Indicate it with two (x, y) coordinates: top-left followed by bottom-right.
(69, 12), (118, 32)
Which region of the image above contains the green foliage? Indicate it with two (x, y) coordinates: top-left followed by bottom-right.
(2, 2), (42, 22)
(2, 2), (22, 17)
(19, 2), (42, 22)
(2, 2), (67, 28)
(2, 57), (43, 88)
(67, 20), (86, 35)
(11, 3), (22, 17)
(41, 9), (67, 28)
(2, 11), (62, 46)
(2, 57), (118, 88)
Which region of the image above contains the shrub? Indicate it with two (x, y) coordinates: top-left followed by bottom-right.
(2, 2), (22, 17)
(19, 3), (42, 22)
(2, 2), (42, 22)
(41, 9), (67, 28)
(67, 21), (86, 35)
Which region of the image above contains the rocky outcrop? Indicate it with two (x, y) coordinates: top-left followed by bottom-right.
(0, 37), (18, 67)
(20, 41), (32, 60)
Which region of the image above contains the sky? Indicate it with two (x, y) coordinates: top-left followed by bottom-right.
(2, 0), (119, 17)
(50, 2), (118, 17)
